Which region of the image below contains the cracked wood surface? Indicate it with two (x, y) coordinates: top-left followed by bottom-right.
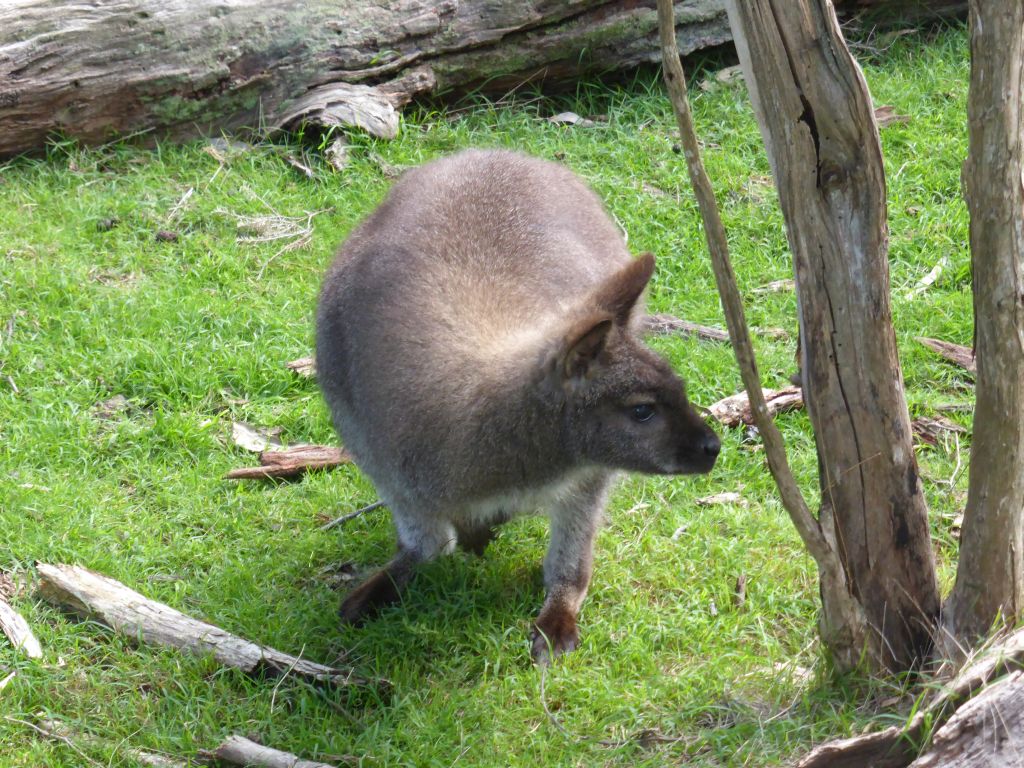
(942, 0), (1024, 651)
(724, 0), (940, 672)
(0, 0), (730, 158)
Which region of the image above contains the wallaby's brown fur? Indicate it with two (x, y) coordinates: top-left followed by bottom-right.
(316, 149), (719, 663)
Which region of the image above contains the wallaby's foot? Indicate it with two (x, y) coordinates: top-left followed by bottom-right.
(531, 604), (580, 665)
(455, 523), (497, 556)
(339, 568), (404, 625)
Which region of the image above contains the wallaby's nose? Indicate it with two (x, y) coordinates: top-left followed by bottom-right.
(702, 431), (721, 459)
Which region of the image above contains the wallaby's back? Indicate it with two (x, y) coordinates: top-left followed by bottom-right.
(317, 150), (635, 501)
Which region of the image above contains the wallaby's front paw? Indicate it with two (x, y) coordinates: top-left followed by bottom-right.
(339, 570), (402, 625)
(531, 608), (580, 665)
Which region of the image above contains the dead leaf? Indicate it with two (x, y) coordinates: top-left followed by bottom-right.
(733, 574), (747, 609)
(709, 599), (718, 617)
(696, 492), (748, 507)
(874, 105), (911, 128)
(286, 357), (317, 378)
(547, 111), (595, 127)
(93, 395), (130, 420)
(231, 422), (283, 453)
(368, 152), (405, 179)
(154, 230), (179, 243)
(905, 256), (949, 300)
(700, 64), (744, 91)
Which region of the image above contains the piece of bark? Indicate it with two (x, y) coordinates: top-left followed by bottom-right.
(35, 563), (376, 689)
(285, 357), (317, 378)
(909, 671), (1024, 767)
(916, 337), (976, 375)
(643, 313), (730, 342)
(0, 598), (42, 659)
(224, 444), (351, 480)
(797, 626), (1024, 768)
(707, 386), (804, 428)
(911, 415), (967, 446)
(795, 726), (911, 768)
(206, 735), (338, 768)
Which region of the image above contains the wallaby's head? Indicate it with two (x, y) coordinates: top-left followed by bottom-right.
(549, 253), (720, 476)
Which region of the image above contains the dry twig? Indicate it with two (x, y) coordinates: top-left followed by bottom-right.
(36, 563), (379, 689)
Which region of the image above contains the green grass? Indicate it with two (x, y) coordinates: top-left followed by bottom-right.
(0, 23), (970, 767)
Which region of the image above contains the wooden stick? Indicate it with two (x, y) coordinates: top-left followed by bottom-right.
(320, 500), (385, 531)
(0, 597), (42, 658)
(642, 313), (730, 343)
(707, 386), (804, 428)
(36, 563), (379, 689)
(206, 734), (338, 768)
(225, 444), (351, 480)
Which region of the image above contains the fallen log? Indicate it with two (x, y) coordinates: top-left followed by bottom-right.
(0, 598), (42, 659)
(36, 563), (378, 689)
(204, 735), (339, 768)
(224, 444), (351, 480)
(0, 1), (965, 158)
(707, 386), (804, 428)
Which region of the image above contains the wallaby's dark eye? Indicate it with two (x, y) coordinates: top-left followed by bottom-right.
(631, 403), (656, 423)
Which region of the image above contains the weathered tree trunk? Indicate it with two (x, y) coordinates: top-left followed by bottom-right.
(0, 0), (733, 158)
(942, 0), (1024, 650)
(0, 0), (965, 159)
(723, 0), (940, 672)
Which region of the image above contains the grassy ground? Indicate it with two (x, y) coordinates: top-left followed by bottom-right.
(0, 23), (971, 767)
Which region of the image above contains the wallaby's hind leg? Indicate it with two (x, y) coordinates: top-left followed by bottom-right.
(339, 516), (456, 625)
(531, 474), (610, 665)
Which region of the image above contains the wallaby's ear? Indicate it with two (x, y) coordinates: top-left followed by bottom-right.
(591, 252), (655, 326)
(562, 314), (614, 383)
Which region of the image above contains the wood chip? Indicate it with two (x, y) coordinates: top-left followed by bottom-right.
(206, 734), (339, 768)
(0, 598), (42, 658)
(286, 356), (317, 377)
(708, 386), (804, 428)
(231, 422), (283, 453)
(912, 415), (967, 447)
(324, 136), (351, 172)
(36, 563), (378, 689)
(643, 313), (730, 342)
(916, 337), (976, 375)
(224, 444), (351, 480)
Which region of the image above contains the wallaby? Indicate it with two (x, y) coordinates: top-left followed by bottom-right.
(316, 149), (720, 663)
